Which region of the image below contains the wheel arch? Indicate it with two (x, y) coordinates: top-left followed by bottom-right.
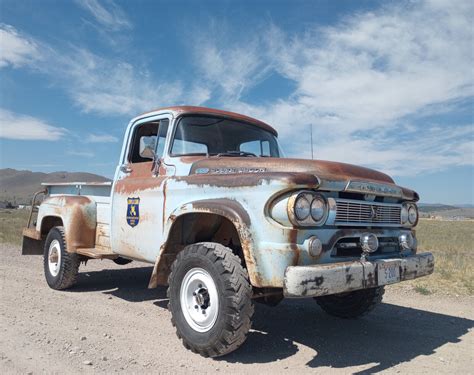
(148, 199), (259, 288)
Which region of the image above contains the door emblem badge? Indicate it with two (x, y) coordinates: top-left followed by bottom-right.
(126, 197), (140, 227)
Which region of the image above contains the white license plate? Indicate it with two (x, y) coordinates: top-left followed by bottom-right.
(378, 261), (400, 285)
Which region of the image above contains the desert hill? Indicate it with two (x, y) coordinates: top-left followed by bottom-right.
(0, 168), (110, 205)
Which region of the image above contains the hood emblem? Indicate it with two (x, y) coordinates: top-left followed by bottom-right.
(370, 206), (378, 220)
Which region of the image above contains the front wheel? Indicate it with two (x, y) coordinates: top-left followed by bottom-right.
(167, 242), (254, 357)
(43, 226), (80, 290)
(315, 286), (385, 319)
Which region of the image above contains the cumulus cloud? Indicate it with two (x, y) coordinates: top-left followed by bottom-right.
(0, 24), (41, 68)
(75, 0), (131, 31)
(192, 0), (474, 176)
(2, 0), (473, 177)
(0, 109), (66, 140)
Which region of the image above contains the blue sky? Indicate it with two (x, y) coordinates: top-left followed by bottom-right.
(0, 0), (473, 204)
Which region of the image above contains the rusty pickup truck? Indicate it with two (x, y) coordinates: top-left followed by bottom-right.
(22, 106), (434, 357)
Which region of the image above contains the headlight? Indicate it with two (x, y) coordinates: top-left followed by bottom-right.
(311, 195), (326, 222)
(401, 204), (409, 224)
(294, 195), (311, 221)
(408, 205), (418, 225)
(288, 191), (329, 226)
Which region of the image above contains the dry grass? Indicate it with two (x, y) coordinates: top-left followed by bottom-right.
(398, 219), (474, 296)
(1, 210), (472, 295)
(0, 209), (30, 245)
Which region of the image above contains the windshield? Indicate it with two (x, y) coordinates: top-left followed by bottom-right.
(170, 116), (282, 157)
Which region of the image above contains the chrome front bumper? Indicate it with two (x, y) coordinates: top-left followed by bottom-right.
(283, 252), (434, 298)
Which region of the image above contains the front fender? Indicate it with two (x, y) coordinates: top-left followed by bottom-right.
(37, 196), (97, 252)
(148, 198), (259, 288)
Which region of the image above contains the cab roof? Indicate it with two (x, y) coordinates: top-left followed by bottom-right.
(137, 106), (278, 136)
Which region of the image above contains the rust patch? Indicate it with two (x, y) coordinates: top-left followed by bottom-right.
(114, 162), (166, 195)
(176, 172), (319, 190)
(53, 196), (97, 252)
(288, 228), (301, 266)
(190, 157), (394, 185)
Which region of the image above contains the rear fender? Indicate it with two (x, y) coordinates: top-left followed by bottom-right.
(36, 196), (97, 252)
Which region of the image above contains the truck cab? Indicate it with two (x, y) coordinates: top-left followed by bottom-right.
(22, 106), (434, 357)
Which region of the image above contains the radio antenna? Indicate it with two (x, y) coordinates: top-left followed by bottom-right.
(310, 123), (314, 160)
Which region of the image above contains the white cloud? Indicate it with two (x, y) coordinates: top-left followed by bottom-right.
(75, 0), (131, 31)
(0, 24), (41, 68)
(86, 133), (118, 143)
(67, 150), (95, 158)
(0, 109), (66, 140)
(192, 0), (474, 177)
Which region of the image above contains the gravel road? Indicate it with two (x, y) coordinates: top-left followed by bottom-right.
(1, 243), (473, 374)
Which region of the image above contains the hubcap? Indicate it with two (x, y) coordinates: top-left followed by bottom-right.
(180, 268), (219, 333)
(48, 239), (61, 277)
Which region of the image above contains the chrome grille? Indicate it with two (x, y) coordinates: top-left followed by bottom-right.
(335, 199), (401, 226)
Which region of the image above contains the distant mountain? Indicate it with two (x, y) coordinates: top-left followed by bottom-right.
(418, 203), (474, 219)
(418, 204), (458, 213)
(0, 168), (110, 205)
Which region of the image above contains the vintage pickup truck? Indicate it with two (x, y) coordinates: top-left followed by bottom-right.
(22, 106), (434, 357)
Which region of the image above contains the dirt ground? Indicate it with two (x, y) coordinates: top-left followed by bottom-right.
(1, 244), (473, 374)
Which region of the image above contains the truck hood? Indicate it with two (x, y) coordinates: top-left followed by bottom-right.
(188, 157), (418, 200)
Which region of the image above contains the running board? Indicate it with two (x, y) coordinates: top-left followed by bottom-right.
(76, 247), (118, 259)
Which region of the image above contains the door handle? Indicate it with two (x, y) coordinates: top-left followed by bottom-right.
(120, 164), (132, 174)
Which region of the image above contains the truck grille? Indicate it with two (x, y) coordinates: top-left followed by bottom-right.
(335, 199), (401, 226)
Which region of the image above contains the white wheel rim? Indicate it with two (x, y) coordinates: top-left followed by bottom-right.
(180, 267), (219, 333)
(48, 239), (61, 277)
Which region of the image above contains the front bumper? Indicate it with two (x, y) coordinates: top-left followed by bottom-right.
(283, 252), (434, 298)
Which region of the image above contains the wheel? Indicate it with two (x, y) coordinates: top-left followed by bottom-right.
(43, 226), (80, 290)
(315, 286), (385, 319)
(167, 242), (254, 357)
(113, 257), (133, 265)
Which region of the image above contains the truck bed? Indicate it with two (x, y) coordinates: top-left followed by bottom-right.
(43, 182), (112, 252)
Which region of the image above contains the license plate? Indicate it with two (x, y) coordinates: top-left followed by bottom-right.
(378, 261), (400, 285)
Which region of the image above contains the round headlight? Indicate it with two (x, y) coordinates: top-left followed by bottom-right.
(399, 232), (415, 250)
(294, 196), (310, 221)
(401, 204), (409, 224)
(360, 233), (379, 253)
(311, 196), (326, 222)
(408, 205), (418, 225)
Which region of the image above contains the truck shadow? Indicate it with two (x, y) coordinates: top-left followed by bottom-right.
(74, 266), (160, 303)
(222, 300), (473, 373)
(73, 266), (473, 373)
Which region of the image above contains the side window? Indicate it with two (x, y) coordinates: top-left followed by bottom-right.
(240, 140), (271, 156)
(155, 119), (169, 158)
(129, 121), (159, 163)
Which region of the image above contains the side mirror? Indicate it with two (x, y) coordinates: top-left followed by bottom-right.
(139, 136), (156, 159)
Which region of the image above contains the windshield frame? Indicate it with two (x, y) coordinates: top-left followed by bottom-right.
(168, 114), (282, 158)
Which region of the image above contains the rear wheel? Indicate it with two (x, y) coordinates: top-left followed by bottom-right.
(167, 242), (254, 357)
(315, 286), (385, 319)
(43, 226), (80, 290)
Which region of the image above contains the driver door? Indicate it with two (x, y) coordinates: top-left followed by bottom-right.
(111, 116), (170, 262)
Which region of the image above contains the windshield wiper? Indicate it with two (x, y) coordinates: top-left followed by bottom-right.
(215, 151), (257, 157)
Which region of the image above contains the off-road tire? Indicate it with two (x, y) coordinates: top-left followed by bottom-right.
(315, 286), (385, 319)
(43, 226), (80, 290)
(167, 242), (254, 357)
